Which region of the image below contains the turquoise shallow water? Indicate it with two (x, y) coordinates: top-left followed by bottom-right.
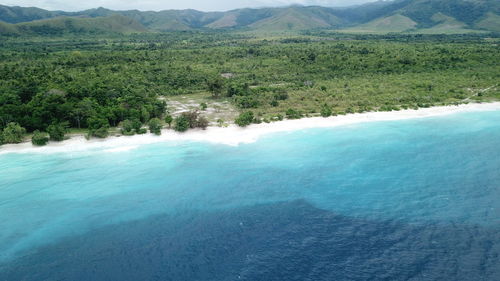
(0, 111), (500, 280)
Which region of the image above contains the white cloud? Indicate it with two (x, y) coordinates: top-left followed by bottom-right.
(0, 0), (378, 12)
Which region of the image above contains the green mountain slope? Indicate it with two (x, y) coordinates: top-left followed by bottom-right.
(0, 15), (147, 36)
(415, 13), (479, 34)
(0, 20), (19, 35)
(205, 8), (274, 29)
(341, 14), (417, 33)
(0, 4), (65, 23)
(73, 7), (225, 31)
(0, 0), (499, 34)
(395, 0), (499, 28)
(341, 0), (499, 34)
(114, 9), (223, 31)
(205, 6), (344, 31)
(475, 12), (500, 32)
(248, 7), (343, 31)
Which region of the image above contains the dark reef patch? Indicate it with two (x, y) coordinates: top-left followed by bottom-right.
(1, 200), (499, 281)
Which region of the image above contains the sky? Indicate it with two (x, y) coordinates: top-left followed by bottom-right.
(0, 0), (380, 12)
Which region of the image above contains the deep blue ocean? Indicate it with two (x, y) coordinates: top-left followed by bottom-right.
(1, 111), (500, 281)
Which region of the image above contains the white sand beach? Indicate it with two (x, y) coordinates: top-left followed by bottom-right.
(1, 102), (500, 155)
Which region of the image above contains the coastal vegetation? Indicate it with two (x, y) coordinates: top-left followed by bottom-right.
(235, 112), (255, 127)
(0, 31), (498, 145)
(1, 122), (26, 144)
(31, 130), (49, 146)
(148, 118), (163, 135)
(47, 123), (67, 141)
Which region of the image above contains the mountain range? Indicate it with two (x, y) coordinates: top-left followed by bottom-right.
(0, 0), (498, 35)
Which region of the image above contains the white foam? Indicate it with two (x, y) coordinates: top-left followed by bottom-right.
(103, 145), (139, 153)
(1, 102), (500, 155)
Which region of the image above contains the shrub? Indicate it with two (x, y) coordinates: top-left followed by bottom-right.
(227, 83), (250, 97)
(47, 123), (67, 141)
(32, 130), (49, 146)
(197, 116), (209, 130)
(235, 111), (254, 127)
(148, 118), (163, 135)
(234, 96), (259, 109)
(286, 108), (302, 119)
(200, 102), (208, 110)
(137, 128), (148, 134)
(2, 122), (26, 144)
(174, 115), (190, 132)
(320, 105), (332, 117)
(131, 119), (143, 133)
(87, 117), (109, 139)
(92, 127), (109, 138)
(122, 130), (135, 136)
(175, 111), (208, 130)
(181, 111), (200, 129)
(273, 92), (289, 101)
(120, 120), (135, 135)
(217, 119), (225, 127)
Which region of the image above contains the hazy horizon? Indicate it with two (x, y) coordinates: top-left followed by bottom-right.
(0, 0), (381, 12)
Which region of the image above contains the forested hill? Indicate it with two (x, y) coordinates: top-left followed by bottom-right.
(0, 15), (147, 36)
(0, 0), (499, 34)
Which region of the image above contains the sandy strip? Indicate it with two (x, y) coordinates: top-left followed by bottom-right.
(1, 102), (500, 155)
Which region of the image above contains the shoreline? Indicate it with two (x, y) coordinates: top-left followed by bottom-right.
(1, 102), (500, 155)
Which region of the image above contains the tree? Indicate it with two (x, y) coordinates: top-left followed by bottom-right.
(32, 130), (49, 146)
(307, 51), (317, 62)
(88, 117), (108, 131)
(235, 111), (254, 127)
(206, 76), (225, 98)
(47, 123), (67, 141)
(164, 114), (173, 128)
(148, 118), (162, 135)
(174, 115), (190, 132)
(2, 122), (26, 144)
(140, 107), (150, 123)
(71, 98), (96, 129)
(27, 92), (70, 131)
